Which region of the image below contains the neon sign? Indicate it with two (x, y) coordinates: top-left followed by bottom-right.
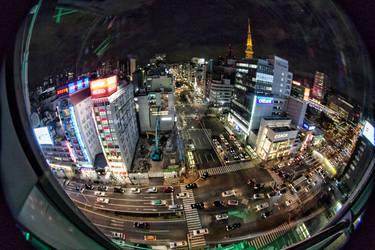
(303, 122), (316, 131)
(257, 96), (274, 104)
(58, 78), (90, 95)
(304, 88), (310, 101)
(90, 75), (118, 98)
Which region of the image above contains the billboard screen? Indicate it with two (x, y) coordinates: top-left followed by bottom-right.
(90, 75), (118, 99)
(34, 127), (53, 145)
(363, 121), (375, 146)
(304, 88), (310, 101)
(257, 96), (274, 104)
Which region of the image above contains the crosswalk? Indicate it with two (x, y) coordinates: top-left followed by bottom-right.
(180, 186), (206, 249)
(198, 162), (255, 176)
(266, 169), (283, 185)
(248, 223), (291, 249)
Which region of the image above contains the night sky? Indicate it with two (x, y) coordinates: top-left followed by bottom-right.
(28, 0), (373, 107)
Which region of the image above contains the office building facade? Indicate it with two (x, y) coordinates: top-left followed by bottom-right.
(91, 76), (139, 177)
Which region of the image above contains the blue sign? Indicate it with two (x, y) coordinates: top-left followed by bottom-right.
(257, 96), (274, 104)
(303, 122), (316, 131)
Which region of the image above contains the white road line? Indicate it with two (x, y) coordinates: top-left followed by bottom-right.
(143, 208), (157, 211)
(204, 154), (209, 162)
(209, 153), (215, 161)
(94, 223), (123, 230)
(197, 154), (203, 164)
(149, 230), (170, 233)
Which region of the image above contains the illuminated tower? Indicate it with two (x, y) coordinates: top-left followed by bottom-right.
(245, 18), (254, 59)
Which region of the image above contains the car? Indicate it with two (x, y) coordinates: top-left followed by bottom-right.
(76, 185), (81, 191)
(201, 172), (209, 180)
(85, 184), (95, 190)
(170, 241), (187, 249)
(215, 214), (229, 221)
(168, 204), (183, 210)
(192, 228), (209, 236)
(163, 186), (174, 193)
(186, 183), (198, 189)
(144, 235), (156, 241)
(94, 191), (106, 197)
(227, 200), (239, 206)
(134, 222), (150, 229)
(151, 200), (166, 206)
(222, 190), (236, 197)
(111, 232), (125, 240)
(130, 188), (141, 194)
(176, 192), (189, 199)
(280, 188), (287, 194)
(98, 185), (108, 191)
(253, 193), (265, 200)
(96, 198), (109, 204)
(114, 187), (125, 193)
(261, 211), (272, 219)
(256, 202), (269, 211)
(213, 200), (225, 207)
(146, 187), (158, 193)
(191, 202), (204, 209)
(271, 166), (278, 171)
(226, 223), (241, 231)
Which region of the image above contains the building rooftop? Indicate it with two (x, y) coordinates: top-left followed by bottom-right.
(271, 126), (296, 133)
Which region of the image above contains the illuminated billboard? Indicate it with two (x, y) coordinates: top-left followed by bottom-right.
(303, 122), (316, 131)
(362, 121), (375, 146)
(304, 88), (310, 101)
(90, 75), (118, 99)
(34, 127), (53, 145)
(57, 78), (90, 96)
(257, 96), (274, 104)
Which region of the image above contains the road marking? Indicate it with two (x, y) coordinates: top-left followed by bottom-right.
(149, 230), (170, 233)
(197, 154), (203, 164)
(94, 223), (123, 230)
(66, 190), (170, 202)
(204, 154), (209, 162)
(79, 206), (186, 224)
(209, 153), (215, 161)
(143, 208), (157, 211)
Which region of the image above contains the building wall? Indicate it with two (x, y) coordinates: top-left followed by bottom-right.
(74, 96), (102, 166)
(255, 118), (298, 160)
(284, 96), (308, 128)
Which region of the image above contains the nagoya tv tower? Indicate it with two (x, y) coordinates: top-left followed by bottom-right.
(245, 18), (254, 59)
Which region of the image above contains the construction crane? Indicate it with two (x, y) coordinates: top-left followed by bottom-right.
(150, 107), (161, 161)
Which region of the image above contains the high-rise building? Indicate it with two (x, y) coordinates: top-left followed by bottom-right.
(229, 56), (292, 143)
(128, 58), (136, 76)
(245, 18), (254, 59)
(91, 76), (139, 178)
(312, 71), (326, 103)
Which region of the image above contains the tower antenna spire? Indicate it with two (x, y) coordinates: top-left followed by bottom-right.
(245, 18), (254, 59)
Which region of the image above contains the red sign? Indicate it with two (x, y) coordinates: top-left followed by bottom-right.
(90, 75), (118, 98)
(57, 87), (68, 95)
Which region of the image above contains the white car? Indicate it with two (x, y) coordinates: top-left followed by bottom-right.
(192, 228), (209, 236)
(256, 202), (269, 211)
(222, 190), (236, 197)
(130, 188), (141, 194)
(228, 200), (239, 206)
(253, 193), (265, 200)
(168, 204), (183, 210)
(170, 241), (187, 249)
(176, 192), (189, 199)
(96, 198), (109, 204)
(146, 187), (157, 193)
(94, 191), (106, 197)
(111, 232), (125, 240)
(215, 214), (229, 221)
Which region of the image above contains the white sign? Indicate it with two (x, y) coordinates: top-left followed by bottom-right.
(274, 133), (288, 140)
